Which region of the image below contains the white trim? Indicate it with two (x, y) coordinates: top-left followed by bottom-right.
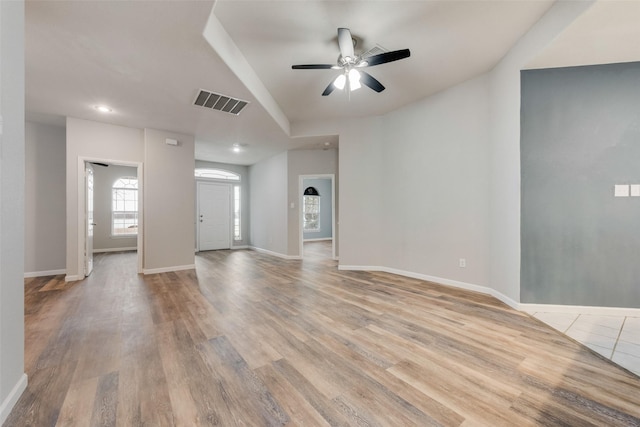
(65, 274), (83, 282)
(338, 265), (519, 310)
(0, 373), (27, 426)
(93, 247), (137, 253)
(303, 237), (333, 242)
(520, 303), (640, 317)
(24, 269), (66, 278)
(231, 245), (249, 250)
(142, 264), (196, 275)
(250, 246), (301, 260)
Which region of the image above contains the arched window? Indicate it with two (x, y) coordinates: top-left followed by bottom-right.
(194, 168), (240, 181)
(112, 177), (138, 236)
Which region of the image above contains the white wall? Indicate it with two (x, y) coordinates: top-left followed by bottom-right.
(25, 121), (66, 275)
(65, 117), (144, 279)
(0, 0), (27, 423)
(337, 76), (491, 291)
(93, 164), (137, 251)
(249, 151), (289, 256)
(143, 129), (195, 271)
(337, 117), (386, 267)
(380, 75), (491, 286)
(287, 149), (338, 257)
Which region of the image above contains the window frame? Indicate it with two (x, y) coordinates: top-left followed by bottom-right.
(111, 177), (139, 237)
(303, 194), (321, 232)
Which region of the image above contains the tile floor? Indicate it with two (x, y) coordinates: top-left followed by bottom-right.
(533, 312), (640, 376)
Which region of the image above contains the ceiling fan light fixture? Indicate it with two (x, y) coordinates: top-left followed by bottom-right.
(334, 74), (346, 90)
(349, 69), (361, 90)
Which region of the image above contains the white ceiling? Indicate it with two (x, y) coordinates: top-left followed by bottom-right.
(27, 1), (639, 166)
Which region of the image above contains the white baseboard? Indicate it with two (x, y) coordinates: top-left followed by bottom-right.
(24, 269), (66, 278)
(93, 247), (137, 253)
(231, 245), (249, 250)
(249, 246), (301, 260)
(142, 264), (196, 275)
(0, 373), (27, 425)
(520, 303), (640, 317)
(65, 274), (83, 282)
(303, 238), (333, 242)
(338, 265), (519, 310)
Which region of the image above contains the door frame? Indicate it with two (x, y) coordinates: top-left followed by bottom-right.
(77, 157), (144, 277)
(196, 180), (233, 252)
(298, 174), (336, 260)
(85, 162), (95, 276)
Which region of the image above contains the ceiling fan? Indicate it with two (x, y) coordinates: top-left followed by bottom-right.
(292, 28), (410, 96)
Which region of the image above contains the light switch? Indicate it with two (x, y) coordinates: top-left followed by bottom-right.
(290, 202), (295, 209)
(631, 185), (640, 197)
(614, 184), (630, 197)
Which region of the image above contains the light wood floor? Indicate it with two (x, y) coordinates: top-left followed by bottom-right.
(7, 243), (640, 426)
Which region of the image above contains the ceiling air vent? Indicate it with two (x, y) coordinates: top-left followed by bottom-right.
(193, 89), (249, 116)
(361, 45), (388, 59)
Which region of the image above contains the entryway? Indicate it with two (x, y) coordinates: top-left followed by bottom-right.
(197, 181), (232, 251)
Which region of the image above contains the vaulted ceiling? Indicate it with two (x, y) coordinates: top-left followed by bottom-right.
(24, 1), (640, 165)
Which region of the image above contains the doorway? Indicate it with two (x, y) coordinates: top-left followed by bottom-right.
(197, 181), (232, 251)
(299, 174), (336, 260)
(77, 158), (143, 279)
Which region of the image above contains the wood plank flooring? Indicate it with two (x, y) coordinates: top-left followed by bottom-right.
(6, 243), (640, 426)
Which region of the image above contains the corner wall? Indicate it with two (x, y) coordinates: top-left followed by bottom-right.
(488, 0), (595, 302)
(249, 151), (289, 257)
(143, 129), (195, 272)
(0, 0), (27, 422)
(25, 121), (66, 275)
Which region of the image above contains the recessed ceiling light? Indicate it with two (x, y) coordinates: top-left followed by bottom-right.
(95, 105), (112, 113)
(232, 144), (241, 153)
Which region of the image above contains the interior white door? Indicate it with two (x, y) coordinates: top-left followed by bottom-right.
(198, 182), (231, 251)
(85, 163), (95, 276)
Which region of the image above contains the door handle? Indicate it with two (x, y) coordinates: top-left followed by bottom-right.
(91, 223), (97, 226)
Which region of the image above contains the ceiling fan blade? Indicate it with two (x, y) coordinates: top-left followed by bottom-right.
(322, 80), (336, 96)
(292, 64), (335, 70)
(364, 49), (411, 67)
(337, 28), (355, 59)
(360, 71), (385, 93)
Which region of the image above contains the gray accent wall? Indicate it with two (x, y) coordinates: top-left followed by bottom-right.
(303, 178), (332, 241)
(521, 62), (640, 307)
(25, 121), (66, 274)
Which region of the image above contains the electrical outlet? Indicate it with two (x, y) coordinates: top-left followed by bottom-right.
(459, 258), (466, 268)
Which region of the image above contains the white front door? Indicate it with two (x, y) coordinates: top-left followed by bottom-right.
(198, 182), (231, 251)
(85, 163), (95, 276)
